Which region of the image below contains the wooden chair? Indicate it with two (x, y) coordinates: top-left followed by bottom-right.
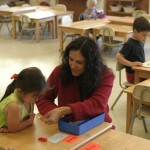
(54, 4), (67, 11)
(43, 4), (67, 34)
(19, 15), (43, 41)
(141, 14), (150, 20)
(111, 61), (133, 110)
(21, 4), (31, 7)
(0, 4), (12, 35)
(128, 85), (150, 134)
(132, 10), (147, 18)
(99, 27), (123, 54)
(61, 15), (79, 43)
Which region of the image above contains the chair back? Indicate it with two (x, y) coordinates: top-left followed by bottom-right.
(132, 10), (147, 18)
(0, 4), (9, 9)
(133, 85), (150, 104)
(54, 4), (67, 11)
(141, 14), (150, 20)
(19, 15), (31, 28)
(99, 27), (115, 37)
(116, 61), (125, 71)
(21, 4), (31, 7)
(61, 15), (72, 25)
(99, 27), (115, 47)
(116, 61), (126, 88)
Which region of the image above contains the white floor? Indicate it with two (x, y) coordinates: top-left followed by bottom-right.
(0, 24), (150, 140)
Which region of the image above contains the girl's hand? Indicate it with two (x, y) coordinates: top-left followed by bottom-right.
(0, 127), (9, 133)
(28, 113), (35, 125)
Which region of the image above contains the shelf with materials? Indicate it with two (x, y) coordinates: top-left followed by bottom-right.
(106, 0), (149, 16)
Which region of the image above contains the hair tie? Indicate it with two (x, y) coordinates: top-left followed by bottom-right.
(11, 74), (18, 80)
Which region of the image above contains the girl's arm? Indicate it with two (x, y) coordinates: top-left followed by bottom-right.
(4, 102), (35, 133)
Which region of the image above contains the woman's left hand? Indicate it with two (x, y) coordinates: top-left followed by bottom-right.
(40, 107), (72, 124)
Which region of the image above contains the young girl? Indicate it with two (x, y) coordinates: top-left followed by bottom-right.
(0, 67), (45, 133)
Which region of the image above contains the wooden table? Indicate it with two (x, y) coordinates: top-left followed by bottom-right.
(107, 16), (134, 26)
(79, 129), (150, 150)
(42, 9), (74, 38)
(12, 9), (74, 42)
(123, 78), (150, 133)
(12, 10), (55, 42)
(0, 114), (112, 150)
(0, 6), (36, 16)
(133, 65), (150, 83)
(59, 19), (110, 52)
(92, 24), (133, 42)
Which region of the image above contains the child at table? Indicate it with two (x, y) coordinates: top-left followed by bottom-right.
(0, 67), (45, 133)
(116, 16), (150, 83)
(83, 0), (104, 20)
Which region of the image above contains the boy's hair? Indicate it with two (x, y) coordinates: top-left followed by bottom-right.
(0, 67), (45, 101)
(133, 16), (150, 32)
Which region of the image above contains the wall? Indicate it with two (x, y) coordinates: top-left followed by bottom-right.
(29, 0), (56, 6)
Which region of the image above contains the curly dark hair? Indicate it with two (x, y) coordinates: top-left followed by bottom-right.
(59, 36), (107, 99)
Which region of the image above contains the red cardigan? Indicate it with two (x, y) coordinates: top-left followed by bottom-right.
(36, 66), (114, 123)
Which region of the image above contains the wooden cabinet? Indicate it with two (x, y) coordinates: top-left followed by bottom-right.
(106, 0), (149, 16)
(58, 0), (87, 21)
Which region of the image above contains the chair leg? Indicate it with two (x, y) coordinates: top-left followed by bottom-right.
(63, 35), (68, 43)
(111, 90), (123, 110)
(6, 22), (11, 35)
(0, 22), (3, 30)
(18, 30), (24, 40)
(128, 114), (136, 134)
(142, 117), (148, 133)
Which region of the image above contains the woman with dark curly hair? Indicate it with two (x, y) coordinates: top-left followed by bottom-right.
(36, 36), (114, 124)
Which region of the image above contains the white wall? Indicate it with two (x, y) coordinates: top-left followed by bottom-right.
(97, 0), (105, 12)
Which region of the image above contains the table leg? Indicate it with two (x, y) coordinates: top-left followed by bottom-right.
(12, 16), (16, 39)
(36, 21), (40, 42)
(51, 19), (55, 39)
(92, 30), (97, 41)
(126, 93), (133, 133)
(124, 34), (127, 42)
(55, 16), (58, 38)
(134, 70), (140, 84)
(59, 29), (63, 53)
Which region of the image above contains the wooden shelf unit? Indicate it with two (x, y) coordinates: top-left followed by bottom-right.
(106, 0), (149, 16)
(58, 0), (87, 21)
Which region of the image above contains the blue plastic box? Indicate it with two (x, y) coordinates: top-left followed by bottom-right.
(58, 113), (105, 135)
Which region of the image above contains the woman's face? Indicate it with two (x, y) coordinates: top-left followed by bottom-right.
(69, 50), (85, 77)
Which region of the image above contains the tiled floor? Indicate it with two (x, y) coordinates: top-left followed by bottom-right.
(0, 24), (150, 140)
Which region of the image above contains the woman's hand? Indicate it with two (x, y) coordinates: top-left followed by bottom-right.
(40, 107), (72, 124)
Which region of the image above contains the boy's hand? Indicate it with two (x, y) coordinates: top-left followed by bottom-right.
(131, 61), (143, 67)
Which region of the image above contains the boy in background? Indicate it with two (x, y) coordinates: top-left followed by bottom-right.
(116, 16), (150, 83)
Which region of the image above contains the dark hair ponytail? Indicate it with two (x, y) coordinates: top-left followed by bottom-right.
(0, 67), (45, 102)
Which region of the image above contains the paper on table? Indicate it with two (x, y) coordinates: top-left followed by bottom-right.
(142, 61), (150, 68)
